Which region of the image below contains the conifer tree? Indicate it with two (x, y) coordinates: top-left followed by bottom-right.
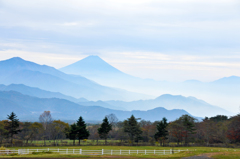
(69, 123), (78, 145)
(123, 115), (142, 145)
(76, 116), (89, 145)
(154, 117), (168, 146)
(98, 117), (112, 145)
(179, 115), (196, 145)
(6, 112), (21, 146)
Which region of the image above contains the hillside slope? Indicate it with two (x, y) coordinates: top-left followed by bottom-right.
(0, 91), (195, 122)
(0, 57), (151, 101)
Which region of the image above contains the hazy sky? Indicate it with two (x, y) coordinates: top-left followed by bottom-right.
(0, 0), (240, 81)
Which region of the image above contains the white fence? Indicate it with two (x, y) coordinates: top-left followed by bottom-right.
(0, 149), (18, 155)
(1, 148), (185, 155)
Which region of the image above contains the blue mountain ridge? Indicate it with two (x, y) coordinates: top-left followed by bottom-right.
(59, 55), (239, 114)
(0, 57), (152, 101)
(0, 91), (197, 122)
(0, 56), (234, 118)
(105, 94), (232, 117)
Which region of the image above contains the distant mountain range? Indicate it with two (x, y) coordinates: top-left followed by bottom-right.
(60, 55), (239, 113)
(0, 57), (151, 101)
(105, 94), (232, 117)
(0, 84), (230, 117)
(0, 84), (87, 103)
(0, 91), (195, 122)
(0, 56), (235, 120)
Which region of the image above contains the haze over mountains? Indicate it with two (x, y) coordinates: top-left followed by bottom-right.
(0, 90), (195, 122)
(105, 95), (232, 117)
(0, 84), (85, 103)
(0, 83), (231, 118)
(0, 57), (151, 101)
(0, 56), (236, 121)
(60, 55), (240, 113)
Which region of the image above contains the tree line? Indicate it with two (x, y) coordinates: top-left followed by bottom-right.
(0, 111), (240, 147)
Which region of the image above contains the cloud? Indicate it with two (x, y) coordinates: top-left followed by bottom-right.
(0, 49), (84, 68)
(0, 0), (239, 81)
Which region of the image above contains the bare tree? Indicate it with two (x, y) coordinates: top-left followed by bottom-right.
(106, 114), (118, 139)
(106, 114), (118, 127)
(39, 111), (53, 130)
(88, 125), (100, 145)
(39, 111), (53, 145)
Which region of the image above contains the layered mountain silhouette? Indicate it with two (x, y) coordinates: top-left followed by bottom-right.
(0, 84), (229, 117)
(0, 56), (235, 120)
(0, 57), (151, 101)
(0, 91), (194, 122)
(60, 55), (239, 113)
(105, 94), (232, 117)
(0, 84), (86, 103)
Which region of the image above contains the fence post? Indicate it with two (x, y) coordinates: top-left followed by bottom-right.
(154, 149), (155, 154)
(137, 150), (138, 154)
(111, 150), (112, 155)
(145, 150), (146, 155)
(28, 149), (29, 154)
(80, 149), (82, 154)
(73, 149), (75, 154)
(129, 150), (130, 155)
(164, 150), (165, 155)
(179, 149), (180, 152)
(48, 148), (49, 151)
(170, 149), (172, 154)
(67, 148), (68, 154)
(37, 149), (38, 152)
(102, 149), (104, 155)
(120, 149), (121, 155)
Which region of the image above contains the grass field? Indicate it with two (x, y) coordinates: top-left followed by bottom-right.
(16, 139), (126, 146)
(1, 146), (240, 158)
(11, 139), (204, 147)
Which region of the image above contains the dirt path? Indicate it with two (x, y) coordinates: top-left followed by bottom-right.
(182, 155), (212, 159)
(182, 152), (225, 159)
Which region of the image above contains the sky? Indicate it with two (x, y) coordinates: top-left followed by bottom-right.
(0, 0), (240, 81)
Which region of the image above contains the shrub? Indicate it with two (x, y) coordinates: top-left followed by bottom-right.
(9, 153), (18, 156)
(32, 151), (54, 155)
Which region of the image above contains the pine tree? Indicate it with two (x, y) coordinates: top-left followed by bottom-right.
(76, 116), (89, 145)
(6, 112), (21, 146)
(179, 115), (196, 145)
(69, 123), (78, 145)
(98, 117), (112, 145)
(123, 115), (142, 145)
(154, 117), (168, 146)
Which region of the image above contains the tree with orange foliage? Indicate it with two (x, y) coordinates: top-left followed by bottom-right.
(168, 115), (196, 146)
(227, 115), (240, 143)
(0, 120), (8, 144)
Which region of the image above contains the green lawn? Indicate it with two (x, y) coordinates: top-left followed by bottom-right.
(20, 139), (124, 146)
(212, 152), (240, 159)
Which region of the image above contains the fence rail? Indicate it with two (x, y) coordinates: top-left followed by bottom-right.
(0, 149), (18, 154)
(0, 149), (186, 155)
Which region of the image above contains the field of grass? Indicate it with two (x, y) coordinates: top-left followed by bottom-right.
(13, 139), (203, 147)
(1, 146), (240, 158)
(19, 139), (125, 146)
